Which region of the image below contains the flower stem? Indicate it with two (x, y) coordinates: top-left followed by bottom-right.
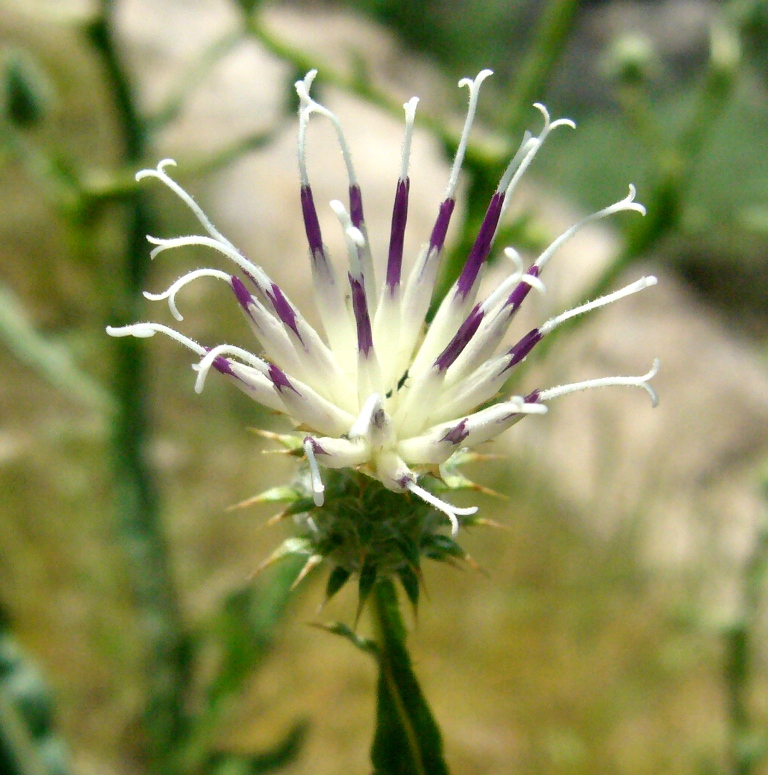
(88, 2), (192, 768)
(370, 579), (449, 775)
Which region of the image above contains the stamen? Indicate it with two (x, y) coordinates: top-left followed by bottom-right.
(296, 70), (318, 186)
(106, 323), (206, 356)
(136, 160), (239, 253)
(296, 71), (358, 185)
(193, 344), (268, 393)
(330, 200), (365, 277)
(534, 186), (646, 273)
(500, 106), (575, 198)
(400, 97), (419, 181)
(143, 268), (231, 321)
(146, 235), (271, 292)
(481, 248), (546, 314)
(445, 69), (493, 199)
(538, 276), (657, 336)
(304, 437), (325, 506)
(348, 393), (383, 439)
(537, 359), (661, 406)
(406, 480), (478, 537)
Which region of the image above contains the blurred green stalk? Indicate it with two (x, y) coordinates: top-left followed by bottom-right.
(88, 2), (192, 768)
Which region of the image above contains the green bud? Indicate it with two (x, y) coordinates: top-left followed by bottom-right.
(601, 33), (659, 86)
(261, 463), (488, 616)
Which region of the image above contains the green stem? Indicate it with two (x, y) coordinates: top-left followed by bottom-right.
(725, 500), (768, 775)
(502, 0), (582, 139)
(87, 2), (191, 768)
(370, 580), (448, 775)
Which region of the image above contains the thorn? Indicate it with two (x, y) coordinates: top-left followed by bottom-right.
(291, 554), (324, 590)
(466, 517), (509, 530)
(463, 553), (490, 577)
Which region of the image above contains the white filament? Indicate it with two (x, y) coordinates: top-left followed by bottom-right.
(106, 322), (206, 355)
(143, 268), (232, 321)
(146, 235), (271, 292)
(538, 359), (660, 407)
(481, 247), (547, 314)
(534, 186), (646, 273)
(304, 438), (325, 506)
(400, 97), (419, 181)
(406, 480), (478, 536)
(330, 199), (365, 278)
(444, 69), (493, 199)
(538, 276), (657, 336)
(136, 160), (239, 253)
(349, 392), (383, 439)
(296, 71), (358, 186)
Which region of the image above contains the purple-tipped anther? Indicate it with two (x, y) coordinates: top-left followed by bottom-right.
(268, 364), (297, 394)
(231, 275), (254, 314)
(524, 389), (541, 404)
(386, 177), (410, 291)
(267, 283), (302, 342)
(434, 304), (484, 372)
(502, 328), (542, 373)
(349, 274), (374, 357)
(456, 191), (505, 299)
(305, 436), (328, 456)
(440, 419), (469, 446)
(300, 185), (324, 256)
(428, 198), (456, 254)
(505, 265), (540, 310)
(349, 184), (365, 230)
(211, 355), (236, 377)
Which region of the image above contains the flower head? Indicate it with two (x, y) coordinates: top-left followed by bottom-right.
(108, 70), (658, 604)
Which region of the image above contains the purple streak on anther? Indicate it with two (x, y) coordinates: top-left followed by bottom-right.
(456, 191), (505, 300)
(305, 436), (328, 456)
(268, 364), (298, 394)
(428, 198), (456, 254)
(211, 355), (236, 377)
(505, 265), (540, 310)
(349, 273), (374, 357)
(396, 473), (413, 490)
(386, 177), (410, 291)
(440, 419), (469, 446)
(524, 389), (541, 403)
(267, 283), (303, 343)
(501, 328), (542, 373)
(434, 304), (484, 372)
(231, 275), (254, 314)
(349, 184), (365, 230)
(301, 185), (324, 256)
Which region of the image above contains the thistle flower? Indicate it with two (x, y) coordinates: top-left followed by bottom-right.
(107, 70), (658, 605)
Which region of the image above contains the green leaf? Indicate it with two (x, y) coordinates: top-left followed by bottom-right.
(0, 619), (73, 775)
(371, 581), (449, 775)
(396, 566), (420, 613)
(0, 282), (114, 414)
(310, 622), (378, 656)
(208, 556), (303, 704)
(323, 565), (352, 605)
(2, 49), (53, 129)
(355, 558), (378, 625)
(420, 534), (466, 562)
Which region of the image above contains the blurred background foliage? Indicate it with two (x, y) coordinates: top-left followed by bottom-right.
(1, 0), (768, 774)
